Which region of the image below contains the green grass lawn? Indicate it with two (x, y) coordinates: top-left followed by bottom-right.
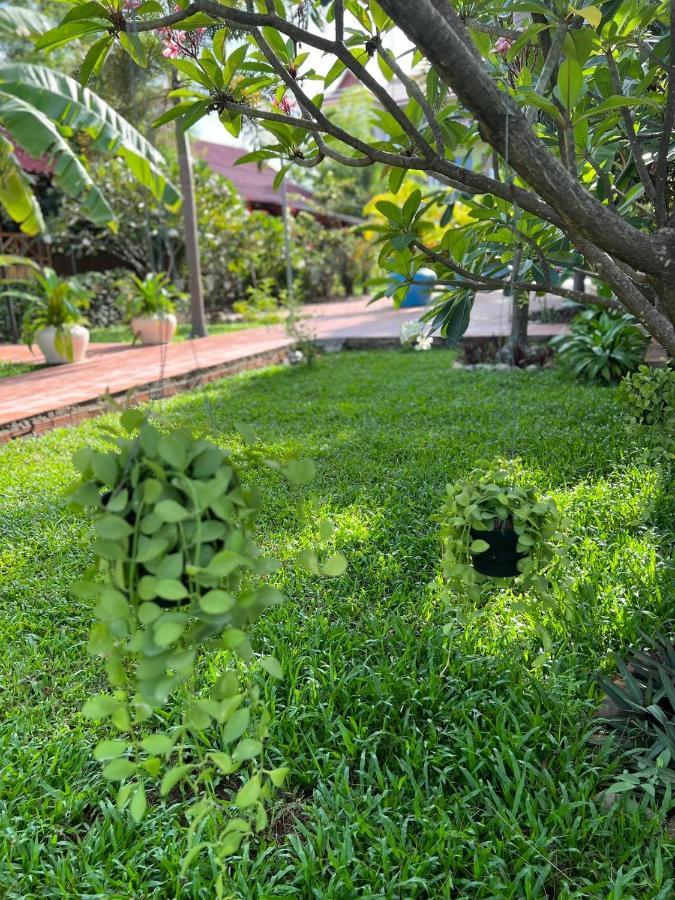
(0, 360), (40, 378)
(89, 317), (280, 344)
(0, 351), (672, 898)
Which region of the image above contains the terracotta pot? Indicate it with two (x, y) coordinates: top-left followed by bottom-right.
(36, 325), (89, 365)
(469, 519), (527, 577)
(131, 314), (177, 346)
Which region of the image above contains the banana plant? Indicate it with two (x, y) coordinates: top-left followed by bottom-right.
(0, 4), (179, 236)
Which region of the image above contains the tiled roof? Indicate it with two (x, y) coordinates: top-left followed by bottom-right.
(192, 140), (315, 212)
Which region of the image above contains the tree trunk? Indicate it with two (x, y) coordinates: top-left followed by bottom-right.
(510, 291), (530, 352)
(173, 77), (207, 338)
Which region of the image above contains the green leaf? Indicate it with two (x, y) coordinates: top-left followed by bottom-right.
(232, 738), (263, 763)
(207, 550), (247, 576)
(119, 31), (147, 69)
(129, 783), (147, 823)
(208, 751), (235, 773)
(155, 500), (189, 523)
(154, 618), (186, 646)
(160, 764), (193, 796)
(235, 773), (261, 809)
(95, 514), (133, 541)
(268, 766), (290, 788)
(92, 453), (118, 485)
(95, 588), (130, 622)
(80, 34), (113, 86)
(36, 21), (106, 52)
(321, 552), (348, 578)
(102, 758), (137, 781)
(93, 739), (128, 761)
(324, 57), (346, 88)
(298, 549), (320, 575)
(82, 694), (120, 719)
(120, 408), (146, 433)
(199, 590), (235, 615)
(155, 579), (189, 601)
(283, 458), (316, 486)
(388, 167), (406, 195)
(223, 707), (250, 743)
(140, 733), (174, 755)
(556, 58), (584, 110)
(470, 539), (490, 553)
(260, 656), (283, 679)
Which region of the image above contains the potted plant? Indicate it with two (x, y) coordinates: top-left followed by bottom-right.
(435, 458), (563, 603)
(121, 272), (183, 345)
(2, 267), (90, 364)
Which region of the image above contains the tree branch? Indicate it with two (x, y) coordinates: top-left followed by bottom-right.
(655, 4), (675, 226)
(377, 0), (673, 279)
(413, 240), (615, 308)
(377, 46), (444, 155)
(606, 48), (656, 201)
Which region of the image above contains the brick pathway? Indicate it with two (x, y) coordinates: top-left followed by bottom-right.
(0, 294), (566, 441)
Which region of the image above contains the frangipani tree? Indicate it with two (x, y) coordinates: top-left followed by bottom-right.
(0, 7), (179, 235)
(36, 0), (675, 356)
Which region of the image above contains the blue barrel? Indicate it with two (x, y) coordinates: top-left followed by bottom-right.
(389, 268), (437, 307)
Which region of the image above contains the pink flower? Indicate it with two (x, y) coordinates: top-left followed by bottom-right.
(159, 26), (205, 59)
(123, 0), (141, 9)
(274, 95), (294, 116)
(495, 37), (513, 56)
(162, 39), (180, 58)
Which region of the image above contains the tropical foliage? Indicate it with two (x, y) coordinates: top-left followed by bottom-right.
(0, 20), (178, 235)
(551, 307), (650, 382)
(119, 271), (184, 319)
(34, 0), (675, 353)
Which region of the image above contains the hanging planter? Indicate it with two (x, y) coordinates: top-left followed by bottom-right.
(435, 458), (564, 603)
(469, 518), (526, 577)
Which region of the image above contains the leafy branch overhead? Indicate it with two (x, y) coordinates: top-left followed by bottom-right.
(32, 0), (675, 353)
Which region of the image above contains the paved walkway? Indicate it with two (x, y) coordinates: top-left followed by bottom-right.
(0, 294), (565, 439)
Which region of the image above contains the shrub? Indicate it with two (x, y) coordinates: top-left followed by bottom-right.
(618, 365), (675, 429)
(550, 308), (650, 383)
(74, 268), (129, 328)
(46, 159), (374, 322)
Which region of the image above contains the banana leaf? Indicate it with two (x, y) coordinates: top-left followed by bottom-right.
(0, 90), (114, 229)
(0, 64), (180, 211)
(0, 133), (45, 235)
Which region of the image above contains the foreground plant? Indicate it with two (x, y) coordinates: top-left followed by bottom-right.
(67, 411), (342, 866)
(436, 458), (564, 608)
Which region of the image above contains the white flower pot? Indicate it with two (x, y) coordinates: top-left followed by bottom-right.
(131, 314), (177, 345)
(36, 325), (90, 365)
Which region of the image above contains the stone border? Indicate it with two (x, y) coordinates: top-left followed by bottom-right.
(0, 345), (289, 444)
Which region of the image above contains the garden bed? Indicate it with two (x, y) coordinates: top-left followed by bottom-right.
(0, 351), (672, 896)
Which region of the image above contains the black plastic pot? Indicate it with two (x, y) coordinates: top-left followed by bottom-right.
(469, 520), (527, 577)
